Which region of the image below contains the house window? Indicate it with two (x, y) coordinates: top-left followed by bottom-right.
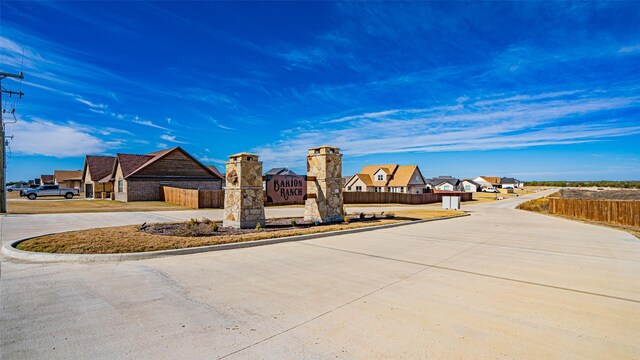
(415, 175), (420, 181)
(465, 185), (471, 191)
(375, 187), (382, 192)
(117, 178), (124, 193)
(355, 186), (362, 192)
(347, 186), (352, 191)
(377, 174), (384, 181)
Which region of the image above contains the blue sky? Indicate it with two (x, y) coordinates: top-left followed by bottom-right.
(1, 1), (639, 181)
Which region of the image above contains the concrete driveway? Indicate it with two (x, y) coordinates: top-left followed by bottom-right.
(1, 191), (639, 359)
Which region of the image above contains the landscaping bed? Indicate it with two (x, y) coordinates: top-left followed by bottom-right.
(16, 210), (464, 254)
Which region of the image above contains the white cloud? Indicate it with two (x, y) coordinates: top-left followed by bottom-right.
(618, 44), (640, 54)
(132, 117), (170, 131)
(75, 97), (107, 109)
(255, 90), (640, 165)
(160, 134), (188, 144)
(9, 119), (119, 157)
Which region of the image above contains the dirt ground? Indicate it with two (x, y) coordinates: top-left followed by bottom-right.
(559, 188), (640, 200)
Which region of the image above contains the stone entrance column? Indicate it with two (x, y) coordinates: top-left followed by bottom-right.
(304, 145), (344, 223)
(223, 152), (266, 229)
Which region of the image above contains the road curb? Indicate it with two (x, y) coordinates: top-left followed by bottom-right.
(1, 213), (470, 263)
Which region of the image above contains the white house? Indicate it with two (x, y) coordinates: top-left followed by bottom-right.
(426, 176), (462, 191)
(461, 179), (481, 192)
(500, 177), (518, 189)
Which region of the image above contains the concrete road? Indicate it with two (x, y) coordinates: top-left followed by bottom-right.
(2, 191), (640, 359)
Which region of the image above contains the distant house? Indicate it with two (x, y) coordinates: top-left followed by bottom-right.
(473, 176), (501, 189)
(426, 176), (462, 191)
(345, 164), (427, 194)
(500, 177), (518, 189)
(461, 179), (482, 192)
(53, 170), (83, 190)
(265, 167), (297, 176)
(111, 147), (223, 202)
(40, 174), (54, 185)
(83, 155), (117, 198)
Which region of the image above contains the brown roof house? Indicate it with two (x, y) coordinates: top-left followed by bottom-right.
(54, 170), (83, 190)
(40, 174), (54, 185)
(82, 155), (117, 198)
(345, 164), (427, 194)
(111, 147), (223, 202)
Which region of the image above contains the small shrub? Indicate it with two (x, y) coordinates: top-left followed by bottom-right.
(179, 222), (214, 237)
(359, 212), (365, 220)
(255, 222), (261, 231)
(386, 212), (395, 218)
(201, 217), (213, 225)
(210, 222), (219, 232)
(291, 219), (297, 227)
(343, 215), (350, 223)
(187, 218), (200, 226)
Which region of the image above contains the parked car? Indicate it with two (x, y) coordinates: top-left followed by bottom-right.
(18, 185), (39, 196)
(21, 185), (80, 200)
(6, 184), (27, 192)
(482, 187), (499, 193)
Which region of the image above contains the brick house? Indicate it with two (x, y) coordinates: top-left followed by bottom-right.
(82, 155), (117, 198)
(111, 147), (223, 202)
(53, 170), (83, 190)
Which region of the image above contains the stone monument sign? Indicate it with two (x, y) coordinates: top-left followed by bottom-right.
(223, 152), (265, 229)
(304, 145), (344, 223)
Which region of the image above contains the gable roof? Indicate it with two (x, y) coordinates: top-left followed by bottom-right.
(480, 176), (501, 185)
(357, 164), (399, 186)
(427, 176), (460, 186)
(500, 177), (517, 183)
(265, 167), (297, 176)
(462, 179), (481, 187)
(207, 165), (223, 178)
(84, 156), (117, 182)
(54, 170), (83, 182)
(346, 173), (373, 187)
(113, 147), (223, 180)
(388, 165), (422, 186)
(433, 179), (459, 187)
(116, 154), (155, 178)
(40, 174), (54, 183)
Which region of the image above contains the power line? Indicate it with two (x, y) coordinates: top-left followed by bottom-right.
(1, 71), (24, 213)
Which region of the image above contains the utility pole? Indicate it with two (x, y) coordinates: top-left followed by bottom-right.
(0, 71), (24, 214)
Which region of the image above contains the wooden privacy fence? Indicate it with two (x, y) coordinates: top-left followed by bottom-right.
(343, 191), (472, 205)
(549, 198), (640, 227)
(161, 186), (224, 209)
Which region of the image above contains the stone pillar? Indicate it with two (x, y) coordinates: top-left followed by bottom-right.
(304, 145), (343, 223)
(223, 152), (265, 229)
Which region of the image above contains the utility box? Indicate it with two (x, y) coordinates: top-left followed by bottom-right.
(442, 196), (461, 210)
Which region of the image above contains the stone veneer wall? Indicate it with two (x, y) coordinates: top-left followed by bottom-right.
(116, 179), (222, 202)
(304, 146), (344, 223)
(223, 154), (265, 228)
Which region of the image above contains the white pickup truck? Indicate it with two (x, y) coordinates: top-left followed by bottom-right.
(21, 185), (81, 200)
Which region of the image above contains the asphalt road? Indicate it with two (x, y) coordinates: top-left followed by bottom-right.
(1, 191), (639, 359)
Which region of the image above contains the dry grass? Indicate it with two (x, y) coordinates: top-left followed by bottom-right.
(17, 209), (464, 254)
(7, 199), (186, 214)
(517, 193), (640, 239)
(471, 188), (538, 204)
